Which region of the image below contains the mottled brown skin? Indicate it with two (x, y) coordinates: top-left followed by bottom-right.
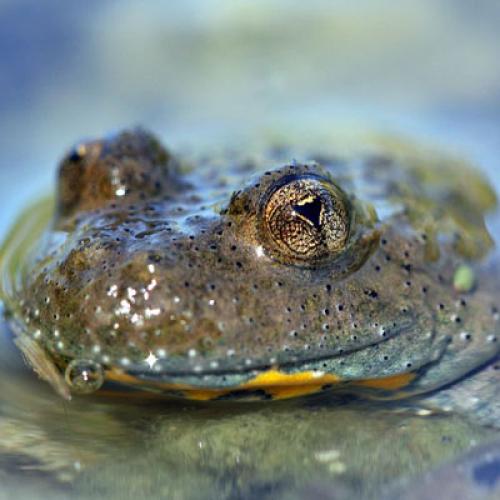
(3, 129), (500, 418)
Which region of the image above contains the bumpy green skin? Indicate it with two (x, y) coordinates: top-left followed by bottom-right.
(3, 129), (500, 410)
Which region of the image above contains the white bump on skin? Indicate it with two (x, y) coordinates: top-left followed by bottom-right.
(145, 352), (158, 369)
(130, 313), (143, 326)
(145, 307), (161, 319)
(416, 408), (433, 416)
(460, 331), (471, 341)
(127, 287), (137, 303)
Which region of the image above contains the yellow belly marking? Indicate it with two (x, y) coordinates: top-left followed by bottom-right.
(103, 368), (415, 401)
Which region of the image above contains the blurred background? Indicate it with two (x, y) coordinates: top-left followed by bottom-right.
(1, 0), (500, 238)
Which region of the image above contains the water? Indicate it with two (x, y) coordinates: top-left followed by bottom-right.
(1, 1), (500, 498)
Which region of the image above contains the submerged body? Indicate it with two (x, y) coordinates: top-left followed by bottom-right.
(1, 129), (499, 421)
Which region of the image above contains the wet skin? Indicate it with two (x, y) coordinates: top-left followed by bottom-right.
(1, 129), (499, 413)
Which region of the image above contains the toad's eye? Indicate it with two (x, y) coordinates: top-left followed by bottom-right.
(259, 174), (351, 265)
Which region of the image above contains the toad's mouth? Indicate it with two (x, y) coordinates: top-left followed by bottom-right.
(103, 363), (419, 401)
(99, 322), (445, 401)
